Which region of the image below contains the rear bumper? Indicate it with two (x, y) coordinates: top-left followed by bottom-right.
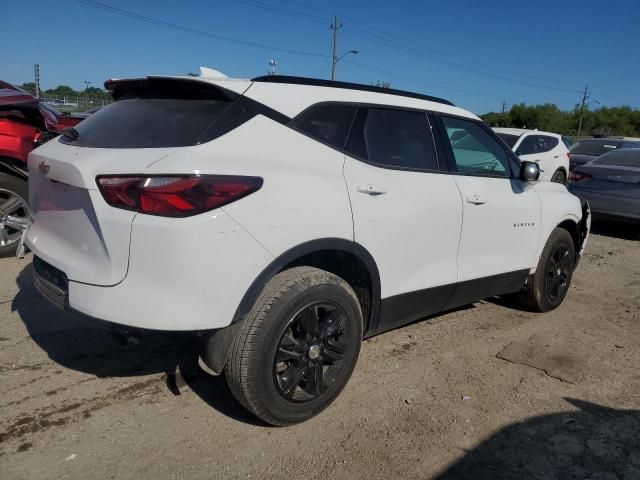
(31, 209), (275, 331)
(568, 187), (640, 221)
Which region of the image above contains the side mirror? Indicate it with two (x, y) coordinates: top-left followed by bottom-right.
(520, 161), (540, 182)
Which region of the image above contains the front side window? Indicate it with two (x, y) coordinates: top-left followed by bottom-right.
(441, 116), (510, 177)
(345, 108), (438, 170)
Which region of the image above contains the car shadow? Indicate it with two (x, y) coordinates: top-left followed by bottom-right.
(12, 262), (264, 426)
(435, 398), (640, 479)
(590, 218), (639, 240)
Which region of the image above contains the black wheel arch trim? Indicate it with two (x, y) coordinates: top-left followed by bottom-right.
(202, 238), (381, 375)
(231, 238), (382, 331)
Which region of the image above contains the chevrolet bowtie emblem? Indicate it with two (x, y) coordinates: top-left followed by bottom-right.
(38, 161), (50, 175)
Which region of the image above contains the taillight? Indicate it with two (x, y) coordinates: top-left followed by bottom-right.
(568, 170), (592, 182)
(96, 175), (262, 217)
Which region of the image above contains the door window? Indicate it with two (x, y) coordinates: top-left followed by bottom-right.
(517, 135), (558, 155)
(441, 116), (510, 177)
(345, 108), (438, 170)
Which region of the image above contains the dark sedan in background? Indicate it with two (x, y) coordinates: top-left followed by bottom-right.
(569, 138), (640, 171)
(568, 149), (640, 224)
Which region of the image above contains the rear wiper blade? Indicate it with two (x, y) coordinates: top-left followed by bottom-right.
(61, 127), (79, 141)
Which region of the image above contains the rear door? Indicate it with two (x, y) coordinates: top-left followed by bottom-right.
(434, 114), (541, 308)
(342, 106), (463, 331)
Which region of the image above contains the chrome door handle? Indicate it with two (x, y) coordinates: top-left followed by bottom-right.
(356, 184), (387, 196)
(466, 194), (486, 205)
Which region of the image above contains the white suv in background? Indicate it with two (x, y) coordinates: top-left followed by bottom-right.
(494, 128), (571, 183)
(23, 71), (590, 425)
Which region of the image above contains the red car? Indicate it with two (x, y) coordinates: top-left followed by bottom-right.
(0, 81), (84, 256)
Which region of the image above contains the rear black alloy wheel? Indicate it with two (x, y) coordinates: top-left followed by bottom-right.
(545, 245), (571, 301)
(225, 266), (362, 426)
(273, 301), (351, 402)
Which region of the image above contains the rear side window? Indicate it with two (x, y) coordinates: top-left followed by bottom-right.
(289, 103), (357, 150)
(562, 136), (573, 149)
(61, 82), (248, 148)
(345, 108), (438, 170)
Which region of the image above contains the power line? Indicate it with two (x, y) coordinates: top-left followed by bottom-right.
(74, 0), (329, 58)
(278, 0), (584, 94)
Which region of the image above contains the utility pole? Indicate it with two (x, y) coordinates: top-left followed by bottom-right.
(84, 80), (92, 91)
(268, 59), (277, 76)
(501, 100), (506, 114)
(576, 84), (589, 140)
(34, 64), (40, 98)
(331, 15), (342, 81)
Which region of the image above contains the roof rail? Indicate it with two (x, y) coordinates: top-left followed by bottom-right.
(251, 75), (454, 106)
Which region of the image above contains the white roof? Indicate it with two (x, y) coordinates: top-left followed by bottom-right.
(134, 71), (479, 121)
(493, 127), (562, 138)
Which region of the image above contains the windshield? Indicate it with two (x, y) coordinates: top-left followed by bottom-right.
(496, 133), (520, 149)
(570, 140), (622, 156)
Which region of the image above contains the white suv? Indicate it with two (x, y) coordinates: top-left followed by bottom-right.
(494, 128), (571, 184)
(24, 72), (590, 425)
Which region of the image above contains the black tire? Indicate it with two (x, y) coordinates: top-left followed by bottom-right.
(515, 228), (576, 312)
(551, 169), (566, 184)
(0, 173), (29, 258)
(225, 266), (363, 426)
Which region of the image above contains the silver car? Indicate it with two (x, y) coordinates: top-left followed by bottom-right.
(568, 149), (640, 223)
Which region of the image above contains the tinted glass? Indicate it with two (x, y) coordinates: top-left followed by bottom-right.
(345, 108), (438, 170)
(562, 136), (573, 149)
(496, 133), (520, 148)
(62, 92), (246, 148)
(290, 103), (357, 150)
(592, 149), (640, 167)
(516, 135), (558, 155)
(516, 135), (537, 155)
(441, 116), (510, 177)
(570, 140), (623, 156)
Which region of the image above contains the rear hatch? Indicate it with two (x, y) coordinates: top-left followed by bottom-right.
(27, 76), (251, 286)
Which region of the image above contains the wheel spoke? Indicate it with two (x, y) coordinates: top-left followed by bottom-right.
(276, 346), (304, 363)
(299, 307), (318, 339)
(320, 315), (343, 340)
(0, 195), (24, 215)
(560, 250), (572, 273)
(281, 365), (306, 398)
(4, 215), (30, 231)
(0, 225), (9, 246)
(304, 363), (325, 396)
(323, 340), (345, 363)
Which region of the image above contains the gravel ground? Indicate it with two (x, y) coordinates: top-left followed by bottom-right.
(1, 221), (638, 480)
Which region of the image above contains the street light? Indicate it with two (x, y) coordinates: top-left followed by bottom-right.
(331, 49), (359, 81)
(577, 99), (601, 140)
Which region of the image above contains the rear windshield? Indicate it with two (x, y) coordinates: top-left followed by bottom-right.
(592, 150), (640, 167)
(570, 140), (621, 157)
(61, 81), (246, 148)
(496, 133), (519, 148)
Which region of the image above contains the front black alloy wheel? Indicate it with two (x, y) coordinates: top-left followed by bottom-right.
(225, 267), (362, 426)
(514, 227), (576, 312)
(545, 244), (572, 301)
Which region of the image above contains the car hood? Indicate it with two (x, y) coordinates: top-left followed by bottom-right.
(0, 80), (38, 107)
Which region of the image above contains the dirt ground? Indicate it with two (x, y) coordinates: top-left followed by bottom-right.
(1, 220), (639, 480)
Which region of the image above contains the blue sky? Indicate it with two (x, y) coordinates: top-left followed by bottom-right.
(2, 0), (638, 113)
